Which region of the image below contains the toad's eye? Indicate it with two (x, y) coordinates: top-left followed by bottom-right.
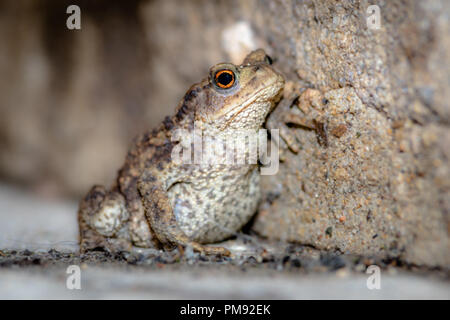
(214, 69), (235, 89)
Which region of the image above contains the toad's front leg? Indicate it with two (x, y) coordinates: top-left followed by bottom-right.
(266, 88), (328, 157)
(137, 171), (231, 256)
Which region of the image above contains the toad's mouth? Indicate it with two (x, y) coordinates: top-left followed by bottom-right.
(221, 80), (284, 129)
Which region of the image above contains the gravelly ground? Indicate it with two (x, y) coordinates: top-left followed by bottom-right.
(0, 184), (448, 299)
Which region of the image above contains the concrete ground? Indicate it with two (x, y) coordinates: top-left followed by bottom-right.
(0, 184), (448, 299)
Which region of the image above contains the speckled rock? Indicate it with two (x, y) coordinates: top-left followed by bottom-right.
(246, 0), (450, 267)
(256, 87), (449, 267)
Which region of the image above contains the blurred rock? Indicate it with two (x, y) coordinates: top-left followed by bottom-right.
(0, 0), (448, 267)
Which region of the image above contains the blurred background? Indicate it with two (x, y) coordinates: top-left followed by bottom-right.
(0, 0), (449, 271)
(0, 0), (249, 197)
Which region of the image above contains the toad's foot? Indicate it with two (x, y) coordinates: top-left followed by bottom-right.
(78, 185), (132, 253)
(266, 88), (328, 158)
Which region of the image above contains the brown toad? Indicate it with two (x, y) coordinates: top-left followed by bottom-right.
(78, 49), (285, 256)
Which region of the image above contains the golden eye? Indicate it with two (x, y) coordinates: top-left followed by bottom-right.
(214, 69), (235, 89)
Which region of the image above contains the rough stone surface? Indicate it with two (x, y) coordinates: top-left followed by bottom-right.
(257, 87), (449, 267)
(246, 0), (450, 268)
(0, 0), (448, 267)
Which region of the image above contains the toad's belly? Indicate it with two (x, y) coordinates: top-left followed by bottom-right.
(168, 167), (260, 243)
